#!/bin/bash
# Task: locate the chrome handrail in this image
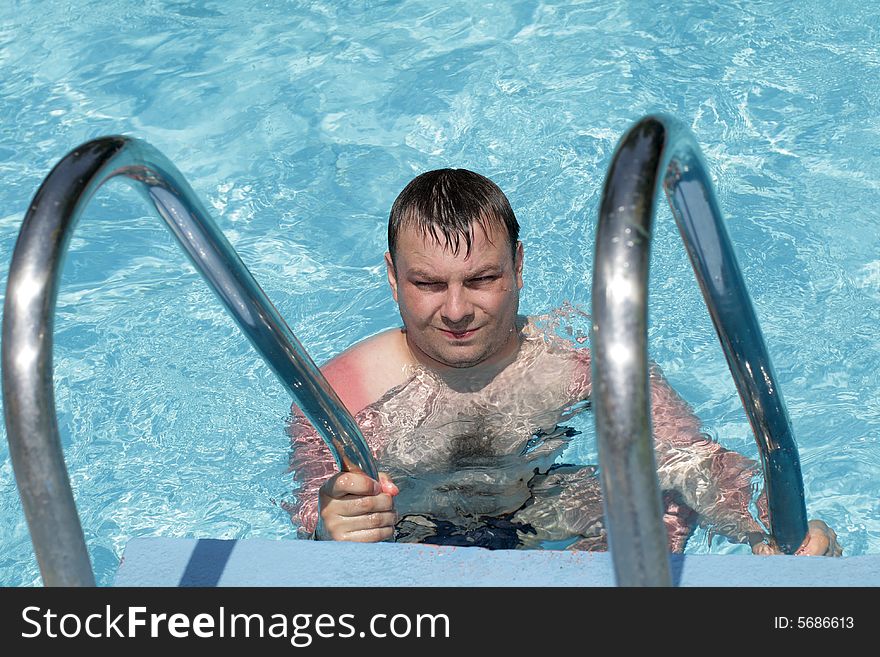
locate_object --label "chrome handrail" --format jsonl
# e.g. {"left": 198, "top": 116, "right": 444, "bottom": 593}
{"left": 1, "top": 136, "right": 378, "bottom": 586}
{"left": 591, "top": 114, "right": 808, "bottom": 586}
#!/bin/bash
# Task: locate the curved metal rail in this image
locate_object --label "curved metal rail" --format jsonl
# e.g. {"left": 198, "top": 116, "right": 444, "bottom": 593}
{"left": 2, "top": 136, "right": 378, "bottom": 586}
{"left": 591, "top": 114, "right": 808, "bottom": 586}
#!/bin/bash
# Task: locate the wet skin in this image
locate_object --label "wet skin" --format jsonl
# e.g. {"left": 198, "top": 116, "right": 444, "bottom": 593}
{"left": 386, "top": 221, "right": 524, "bottom": 374}
{"left": 305, "top": 222, "right": 842, "bottom": 555}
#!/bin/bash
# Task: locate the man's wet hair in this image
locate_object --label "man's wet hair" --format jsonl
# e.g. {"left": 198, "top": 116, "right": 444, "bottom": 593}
{"left": 387, "top": 168, "right": 520, "bottom": 264}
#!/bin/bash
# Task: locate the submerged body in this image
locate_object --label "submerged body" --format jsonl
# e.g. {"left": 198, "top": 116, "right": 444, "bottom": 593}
{"left": 289, "top": 317, "right": 763, "bottom": 551}
{"left": 287, "top": 168, "right": 840, "bottom": 557}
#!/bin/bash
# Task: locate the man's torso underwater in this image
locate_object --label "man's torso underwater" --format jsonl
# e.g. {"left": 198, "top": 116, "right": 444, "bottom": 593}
{"left": 356, "top": 324, "right": 603, "bottom": 549}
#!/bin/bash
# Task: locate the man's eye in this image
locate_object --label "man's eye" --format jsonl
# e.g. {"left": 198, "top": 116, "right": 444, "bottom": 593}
{"left": 469, "top": 276, "right": 496, "bottom": 285}
{"left": 414, "top": 281, "right": 441, "bottom": 288}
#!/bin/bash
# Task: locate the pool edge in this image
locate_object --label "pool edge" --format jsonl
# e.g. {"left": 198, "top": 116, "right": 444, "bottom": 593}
{"left": 113, "top": 537, "right": 880, "bottom": 587}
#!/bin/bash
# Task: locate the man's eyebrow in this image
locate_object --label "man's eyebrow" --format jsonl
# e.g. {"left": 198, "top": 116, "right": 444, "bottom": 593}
{"left": 405, "top": 265, "right": 502, "bottom": 280}
{"left": 406, "top": 268, "right": 438, "bottom": 279}
{"left": 467, "top": 265, "right": 502, "bottom": 277}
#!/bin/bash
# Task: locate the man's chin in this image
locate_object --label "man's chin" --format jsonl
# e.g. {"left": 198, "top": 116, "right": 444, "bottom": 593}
{"left": 442, "top": 358, "right": 484, "bottom": 369}
{"left": 435, "top": 356, "right": 484, "bottom": 369}
{"left": 427, "top": 347, "right": 488, "bottom": 369}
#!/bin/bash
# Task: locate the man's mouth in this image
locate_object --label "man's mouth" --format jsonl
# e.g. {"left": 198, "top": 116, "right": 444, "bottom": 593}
{"left": 440, "top": 327, "right": 479, "bottom": 340}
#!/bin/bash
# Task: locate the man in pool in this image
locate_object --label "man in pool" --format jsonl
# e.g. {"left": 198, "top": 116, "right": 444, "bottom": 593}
{"left": 287, "top": 168, "right": 841, "bottom": 556}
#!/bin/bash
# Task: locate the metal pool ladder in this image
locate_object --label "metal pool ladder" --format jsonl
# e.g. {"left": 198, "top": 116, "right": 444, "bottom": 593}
{"left": 1, "top": 136, "right": 378, "bottom": 586}
{"left": 591, "top": 114, "right": 808, "bottom": 586}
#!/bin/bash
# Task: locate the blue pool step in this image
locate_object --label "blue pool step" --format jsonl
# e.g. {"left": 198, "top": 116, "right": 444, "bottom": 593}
{"left": 114, "top": 538, "right": 880, "bottom": 587}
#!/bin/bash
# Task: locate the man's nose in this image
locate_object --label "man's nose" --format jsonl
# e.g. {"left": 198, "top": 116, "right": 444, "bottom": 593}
{"left": 440, "top": 285, "right": 474, "bottom": 325}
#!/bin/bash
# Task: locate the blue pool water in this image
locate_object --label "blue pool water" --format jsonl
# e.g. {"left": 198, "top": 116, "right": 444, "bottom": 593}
{"left": 1, "top": 0, "right": 879, "bottom": 586}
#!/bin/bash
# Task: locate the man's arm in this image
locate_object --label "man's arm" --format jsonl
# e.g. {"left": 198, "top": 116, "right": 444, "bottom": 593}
{"left": 562, "top": 336, "right": 838, "bottom": 555}
{"left": 286, "top": 405, "right": 398, "bottom": 540}
{"left": 558, "top": 343, "right": 758, "bottom": 547}
{"left": 286, "top": 407, "right": 337, "bottom": 537}
{"left": 648, "top": 365, "right": 840, "bottom": 555}
{"left": 287, "top": 330, "right": 408, "bottom": 539}
{"left": 647, "top": 365, "right": 767, "bottom": 542}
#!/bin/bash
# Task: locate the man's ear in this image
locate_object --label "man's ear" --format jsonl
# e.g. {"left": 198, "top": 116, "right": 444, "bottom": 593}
{"left": 515, "top": 241, "right": 524, "bottom": 290}
{"left": 385, "top": 252, "right": 399, "bottom": 302}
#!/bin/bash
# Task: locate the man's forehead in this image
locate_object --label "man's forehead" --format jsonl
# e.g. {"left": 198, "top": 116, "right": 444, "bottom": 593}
{"left": 397, "top": 219, "right": 507, "bottom": 258}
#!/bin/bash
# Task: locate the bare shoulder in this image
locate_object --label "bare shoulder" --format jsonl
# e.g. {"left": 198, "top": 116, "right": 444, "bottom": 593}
{"left": 522, "top": 313, "right": 592, "bottom": 396}
{"left": 523, "top": 314, "right": 590, "bottom": 359}
{"left": 321, "top": 328, "right": 413, "bottom": 416}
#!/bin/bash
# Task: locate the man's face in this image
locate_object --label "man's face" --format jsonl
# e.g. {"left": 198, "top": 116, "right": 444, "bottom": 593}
{"left": 386, "top": 220, "right": 524, "bottom": 370}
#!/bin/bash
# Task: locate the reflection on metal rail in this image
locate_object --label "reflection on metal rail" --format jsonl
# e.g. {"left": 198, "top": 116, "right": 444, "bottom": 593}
{"left": 591, "top": 114, "right": 808, "bottom": 586}
{"left": 1, "top": 136, "right": 378, "bottom": 586}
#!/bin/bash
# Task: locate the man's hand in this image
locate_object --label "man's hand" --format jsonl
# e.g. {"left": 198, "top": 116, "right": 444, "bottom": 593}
{"left": 751, "top": 519, "right": 843, "bottom": 557}
{"left": 315, "top": 471, "right": 399, "bottom": 542}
